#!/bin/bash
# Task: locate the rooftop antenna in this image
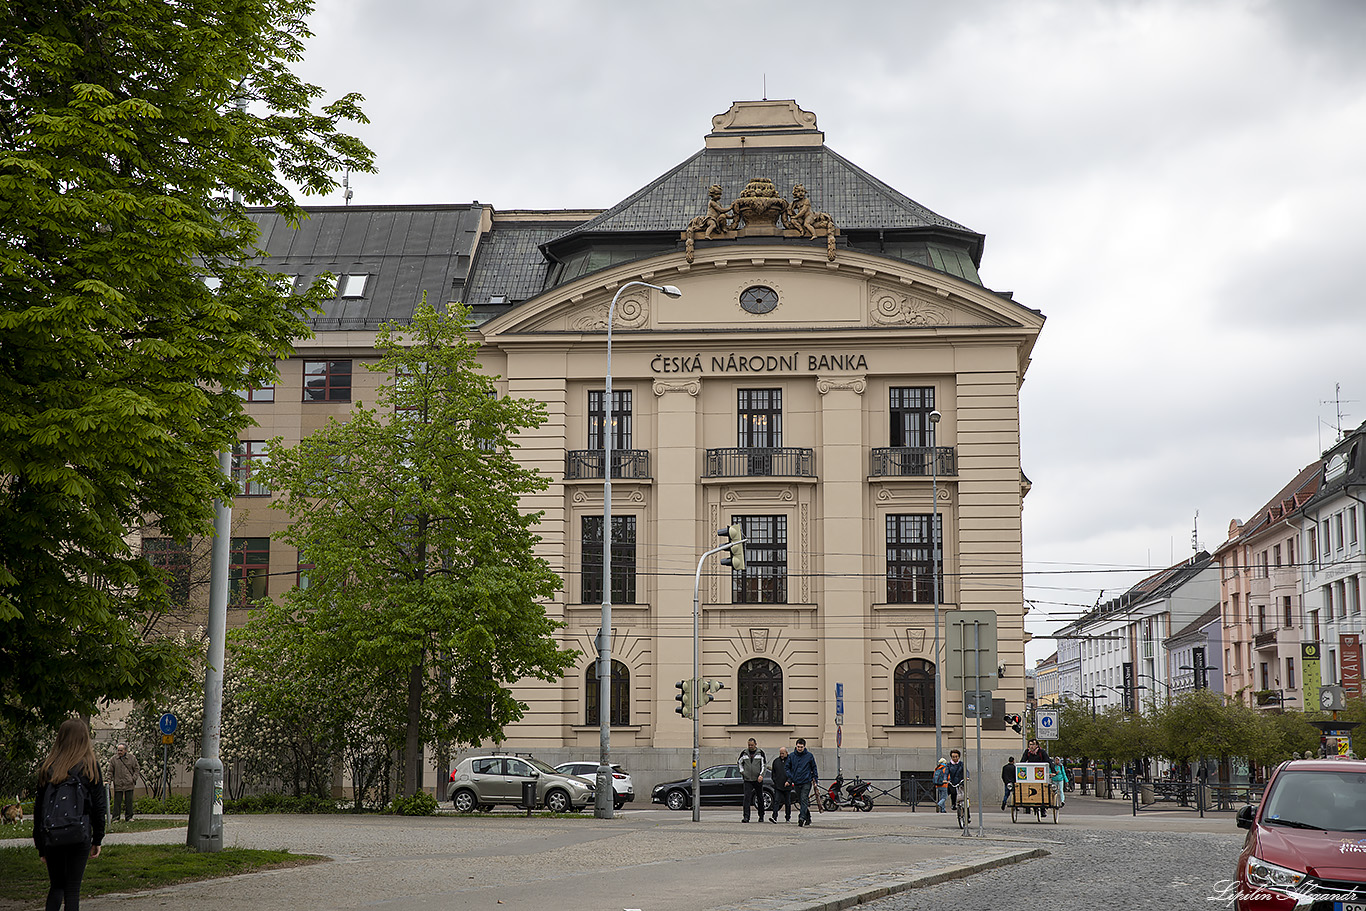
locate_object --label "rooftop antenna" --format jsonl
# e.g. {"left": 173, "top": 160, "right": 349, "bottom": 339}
{"left": 763, "top": 74, "right": 767, "bottom": 100}
{"left": 1320, "top": 383, "right": 1354, "bottom": 443}
{"left": 342, "top": 170, "right": 354, "bottom": 206}
{"left": 1192, "top": 510, "right": 1200, "bottom": 552}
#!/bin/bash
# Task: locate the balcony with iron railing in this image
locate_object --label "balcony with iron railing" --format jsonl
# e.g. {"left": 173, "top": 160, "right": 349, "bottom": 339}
{"left": 703, "top": 447, "right": 816, "bottom": 479}
{"left": 869, "top": 446, "right": 957, "bottom": 478}
{"left": 565, "top": 450, "right": 651, "bottom": 481}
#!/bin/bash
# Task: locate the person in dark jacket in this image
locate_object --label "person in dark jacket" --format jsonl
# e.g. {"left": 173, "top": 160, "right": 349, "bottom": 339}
{"left": 785, "top": 738, "right": 818, "bottom": 827}
{"left": 34, "top": 718, "right": 107, "bottom": 911}
{"left": 737, "top": 738, "right": 767, "bottom": 822}
{"left": 1001, "top": 756, "right": 1016, "bottom": 810}
{"left": 768, "top": 747, "right": 793, "bottom": 823}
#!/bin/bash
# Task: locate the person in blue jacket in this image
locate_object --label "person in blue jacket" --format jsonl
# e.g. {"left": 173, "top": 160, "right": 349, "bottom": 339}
{"left": 785, "top": 738, "right": 819, "bottom": 827}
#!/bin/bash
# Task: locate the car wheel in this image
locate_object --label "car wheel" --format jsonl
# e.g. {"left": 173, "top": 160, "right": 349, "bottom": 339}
{"left": 665, "top": 789, "right": 688, "bottom": 811}
{"left": 451, "top": 789, "right": 477, "bottom": 813}
{"left": 614, "top": 797, "right": 625, "bottom": 811}
{"left": 544, "top": 789, "right": 571, "bottom": 813}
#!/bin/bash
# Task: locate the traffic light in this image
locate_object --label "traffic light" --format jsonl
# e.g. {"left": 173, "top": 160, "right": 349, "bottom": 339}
{"left": 718, "top": 525, "right": 744, "bottom": 572}
{"left": 674, "top": 679, "right": 693, "bottom": 719}
{"left": 698, "top": 679, "right": 725, "bottom": 708}
{"left": 1005, "top": 713, "right": 1023, "bottom": 733}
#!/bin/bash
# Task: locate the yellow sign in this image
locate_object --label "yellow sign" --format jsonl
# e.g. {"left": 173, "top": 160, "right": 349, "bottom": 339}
{"left": 162, "top": 734, "right": 174, "bottom": 744}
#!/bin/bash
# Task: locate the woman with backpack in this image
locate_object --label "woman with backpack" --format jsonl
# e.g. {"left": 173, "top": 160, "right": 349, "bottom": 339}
{"left": 33, "top": 718, "right": 107, "bottom": 910}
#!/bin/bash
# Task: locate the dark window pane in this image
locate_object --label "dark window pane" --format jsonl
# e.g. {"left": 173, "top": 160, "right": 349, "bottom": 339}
{"left": 731, "top": 515, "right": 786, "bottom": 604}
{"left": 894, "top": 659, "right": 937, "bottom": 726}
{"left": 737, "top": 658, "right": 783, "bottom": 725}
{"left": 581, "top": 516, "right": 637, "bottom": 604}
{"left": 889, "top": 387, "right": 935, "bottom": 447}
{"left": 588, "top": 390, "right": 632, "bottom": 451}
{"left": 738, "top": 389, "right": 782, "bottom": 448}
{"left": 584, "top": 660, "right": 630, "bottom": 726}
{"left": 886, "top": 514, "right": 942, "bottom": 604}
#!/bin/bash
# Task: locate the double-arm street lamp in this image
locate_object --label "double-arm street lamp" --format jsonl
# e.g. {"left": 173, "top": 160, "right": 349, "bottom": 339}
{"left": 597, "top": 281, "right": 682, "bottom": 819}
{"left": 1064, "top": 689, "right": 1107, "bottom": 717}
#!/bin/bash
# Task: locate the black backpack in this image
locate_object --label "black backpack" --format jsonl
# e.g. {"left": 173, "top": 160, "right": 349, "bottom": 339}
{"left": 41, "top": 774, "right": 91, "bottom": 847}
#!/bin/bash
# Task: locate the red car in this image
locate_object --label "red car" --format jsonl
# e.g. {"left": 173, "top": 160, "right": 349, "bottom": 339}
{"left": 1235, "top": 758, "right": 1366, "bottom": 910}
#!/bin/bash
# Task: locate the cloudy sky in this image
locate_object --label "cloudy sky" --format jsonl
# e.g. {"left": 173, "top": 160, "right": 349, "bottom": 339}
{"left": 291, "top": 0, "right": 1366, "bottom": 661}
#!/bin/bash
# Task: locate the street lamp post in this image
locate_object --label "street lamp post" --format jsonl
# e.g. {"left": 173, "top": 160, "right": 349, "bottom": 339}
{"left": 597, "top": 281, "right": 682, "bottom": 819}
{"left": 929, "top": 409, "right": 943, "bottom": 763}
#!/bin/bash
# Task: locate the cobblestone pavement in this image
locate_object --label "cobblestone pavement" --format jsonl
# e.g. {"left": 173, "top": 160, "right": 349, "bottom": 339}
{"left": 855, "top": 825, "right": 1246, "bottom": 911}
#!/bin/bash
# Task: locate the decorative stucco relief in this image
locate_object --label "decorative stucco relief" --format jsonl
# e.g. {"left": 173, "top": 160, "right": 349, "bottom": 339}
{"left": 652, "top": 378, "right": 701, "bottom": 397}
{"left": 572, "top": 488, "right": 647, "bottom": 505}
{"left": 723, "top": 486, "right": 795, "bottom": 503}
{"left": 815, "top": 375, "right": 867, "bottom": 395}
{"left": 875, "top": 486, "right": 952, "bottom": 503}
{"left": 571, "top": 293, "right": 650, "bottom": 331}
{"left": 870, "top": 286, "right": 950, "bottom": 326}
{"left": 749, "top": 628, "right": 769, "bottom": 653}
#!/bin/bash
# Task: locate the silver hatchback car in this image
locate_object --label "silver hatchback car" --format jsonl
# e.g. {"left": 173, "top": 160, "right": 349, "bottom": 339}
{"left": 448, "top": 754, "right": 594, "bottom": 813}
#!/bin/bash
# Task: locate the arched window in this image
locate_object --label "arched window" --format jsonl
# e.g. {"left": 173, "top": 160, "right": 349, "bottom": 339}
{"left": 894, "top": 659, "right": 936, "bottom": 726}
{"left": 737, "top": 658, "right": 783, "bottom": 725}
{"left": 585, "top": 660, "right": 630, "bottom": 726}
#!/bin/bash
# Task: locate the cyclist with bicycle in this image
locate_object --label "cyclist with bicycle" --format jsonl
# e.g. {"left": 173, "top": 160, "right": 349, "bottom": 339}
{"left": 945, "top": 749, "right": 967, "bottom": 812}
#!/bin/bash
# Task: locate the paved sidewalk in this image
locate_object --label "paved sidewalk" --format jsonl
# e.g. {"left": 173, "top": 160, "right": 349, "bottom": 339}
{"left": 19, "top": 799, "right": 1241, "bottom": 911}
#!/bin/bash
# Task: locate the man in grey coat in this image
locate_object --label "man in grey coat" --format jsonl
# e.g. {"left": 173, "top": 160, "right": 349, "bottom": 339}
{"left": 110, "top": 742, "right": 141, "bottom": 822}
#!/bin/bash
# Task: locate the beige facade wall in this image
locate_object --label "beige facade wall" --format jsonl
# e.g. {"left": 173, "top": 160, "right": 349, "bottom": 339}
{"left": 228, "top": 241, "right": 1042, "bottom": 790}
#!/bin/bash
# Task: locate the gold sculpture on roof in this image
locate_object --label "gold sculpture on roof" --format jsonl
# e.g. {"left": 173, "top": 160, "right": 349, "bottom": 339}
{"left": 683, "top": 180, "right": 838, "bottom": 262}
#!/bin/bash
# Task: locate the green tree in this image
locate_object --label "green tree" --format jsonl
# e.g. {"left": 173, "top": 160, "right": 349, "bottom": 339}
{"left": 259, "top": 301, "right": 577, "bottom": 797}
{"left": 0, "top": 1, "right": 373, "bottom": 739}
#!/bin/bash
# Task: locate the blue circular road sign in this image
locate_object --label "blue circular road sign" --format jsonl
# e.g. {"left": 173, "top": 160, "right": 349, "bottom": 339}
{"left": 158, "top": 713, "right": 178, "bottom": 735}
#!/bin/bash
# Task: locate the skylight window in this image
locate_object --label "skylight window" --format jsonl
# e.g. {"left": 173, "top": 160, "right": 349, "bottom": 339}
{"left": 339, "top": 274, "right": 368, "bottom": 298}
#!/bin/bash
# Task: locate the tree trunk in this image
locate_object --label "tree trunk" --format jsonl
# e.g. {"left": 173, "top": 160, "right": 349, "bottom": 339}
{"left": 404, "top": 661, "right": 423, "bottom": 797}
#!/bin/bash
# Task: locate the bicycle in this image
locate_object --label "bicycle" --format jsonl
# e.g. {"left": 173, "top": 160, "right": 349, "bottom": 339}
{"left": 954, "top": 781, "right": 971, "bottom": 831}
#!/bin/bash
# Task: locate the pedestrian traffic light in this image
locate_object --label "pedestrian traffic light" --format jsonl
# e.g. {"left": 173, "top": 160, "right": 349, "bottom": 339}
{"left": 718, "top": 525, "right": 744, "bottom": 572}
{"left": 698, "top": 679, "right": 725, "bottom": 708}
{"left": 674, "top": 679, "right": 693, "bottom": 719}
{"left": 1005, "top": 713, "right": 1023, "bottom": 733}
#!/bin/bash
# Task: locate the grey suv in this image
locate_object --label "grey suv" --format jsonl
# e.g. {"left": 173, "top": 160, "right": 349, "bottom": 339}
{"left": 448, "top": 754, "right": 594, "bottom": 813}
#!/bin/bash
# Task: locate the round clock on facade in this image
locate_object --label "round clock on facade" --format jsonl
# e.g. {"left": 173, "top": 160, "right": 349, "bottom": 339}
{"left": 739, "top": 285, "right": 779, "bottom": 314}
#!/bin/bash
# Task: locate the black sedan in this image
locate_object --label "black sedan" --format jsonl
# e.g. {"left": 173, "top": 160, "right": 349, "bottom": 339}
{"left": 651, "top": 764, "right": 776, "bottom": 811}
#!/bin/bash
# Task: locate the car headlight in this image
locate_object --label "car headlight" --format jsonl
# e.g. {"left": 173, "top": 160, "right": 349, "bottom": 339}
{"left": 652, "top": 784, "right": 665, "bottom": 794}
{"left": 1245, "top": 856, "right": 1307, "bottom": 894}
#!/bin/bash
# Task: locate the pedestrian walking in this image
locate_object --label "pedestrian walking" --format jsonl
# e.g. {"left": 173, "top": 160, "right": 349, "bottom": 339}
{"left": 769, "top": 747, "right": 793, "bottom": 823}
{"left": 109, "top": 742, "right": 140, "bottom": 822}
{"left": 933, "top": 757, "right": 948, "bottom": 812}
{"left": 737, "top": 738, "right": 767, "bottom": 822}
{"left": 1001, "top": 756, "right": 1015, "bottom": 810}
{"left": 34, "top": 718, "right": 107, "bottom": 911}
{"left": 786, "top": 738, "right": 818, "bottom": 827}
{"left": 1052, "top": 759, "right": 1069, "bottom": 806}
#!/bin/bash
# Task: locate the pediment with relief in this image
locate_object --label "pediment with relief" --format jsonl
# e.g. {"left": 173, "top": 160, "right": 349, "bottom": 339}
{"left": 868, "top": 282, "right": 1016, "bottom": 328}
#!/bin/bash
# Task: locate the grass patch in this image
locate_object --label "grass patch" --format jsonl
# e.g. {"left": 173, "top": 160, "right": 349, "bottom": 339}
{"left": 0, "top": 818, "right": 184, "bottom": 841}
{"left": 0, "top": 844, "right": 325, "bottom": 902}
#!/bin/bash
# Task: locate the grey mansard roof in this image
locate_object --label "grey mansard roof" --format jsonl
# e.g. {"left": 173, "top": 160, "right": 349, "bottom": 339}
{"left": 248, "top": 204, "right": 484, "bottom": 330}
{"left": 552, "top": 144, "right": 977, "bottom": 243}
